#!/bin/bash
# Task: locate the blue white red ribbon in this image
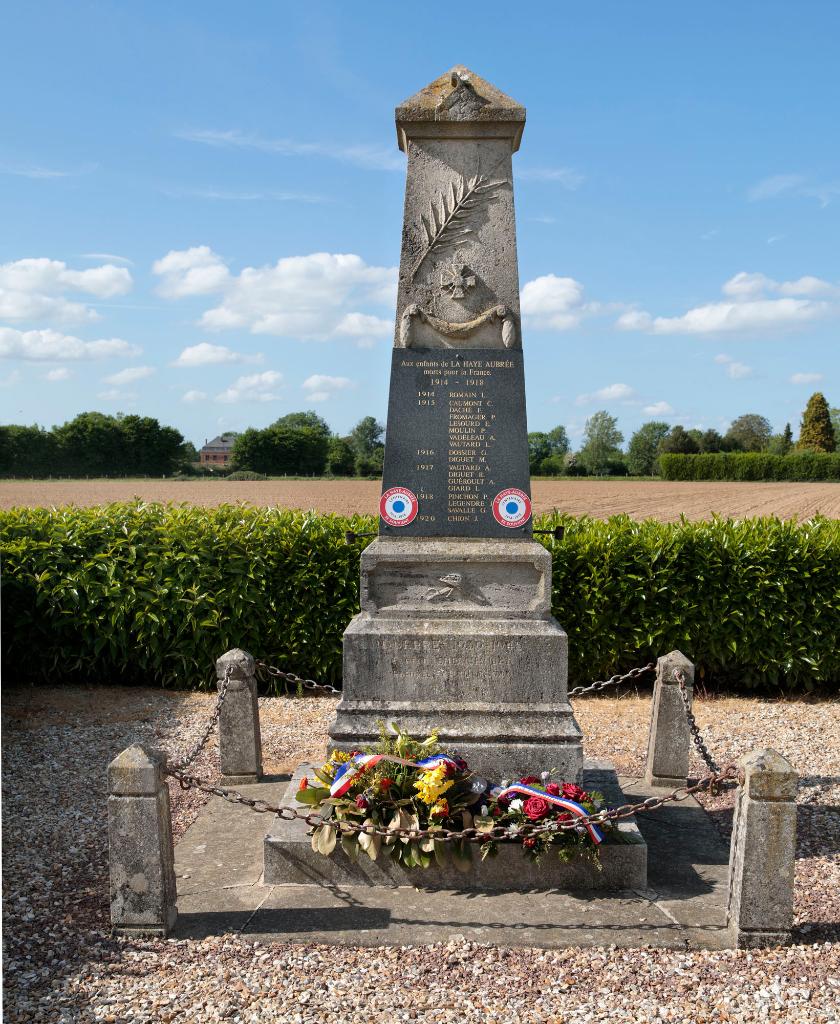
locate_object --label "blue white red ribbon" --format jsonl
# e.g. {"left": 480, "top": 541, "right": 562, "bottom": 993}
{"left": 328, "top": 754, "right": 604, "bottom": 844}
{"left": 492, "top": 783, "right": 604, "bottom": 844}
{"left": 329, "top": 753, "right": 459, "bottom": 798}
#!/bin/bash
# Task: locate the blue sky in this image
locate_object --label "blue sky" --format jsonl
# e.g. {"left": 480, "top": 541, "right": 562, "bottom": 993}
{"left": 1, "top": 1, "right": 837, "bottom": 448}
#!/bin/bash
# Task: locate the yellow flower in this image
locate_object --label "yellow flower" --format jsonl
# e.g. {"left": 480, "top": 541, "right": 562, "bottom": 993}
{"left": 414, "top": 765, "right": 454, "bottom": 806}
{"left": 320, "top": 762, "right": 335, "bottom": 778}
{"left": 330, "top": 751, "right": 352, "bottom": 764}
{"left": 430, "top": 799, "right": 449, "bottom": 818}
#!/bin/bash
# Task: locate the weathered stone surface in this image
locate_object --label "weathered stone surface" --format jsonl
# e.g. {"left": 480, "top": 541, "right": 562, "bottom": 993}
{"left": 178, "top": 771, "right": 732, "bottom": 949}
{"left": 644, "top": 651, "right": 694, "bottom": 787}
{"left": 108, "top": 745, "right": 177, "bottom": 936}
{"left": 360, "top": 537, "right": 551, "bottom": 617}
{"left": 727, "top": 748, "right": 796, "bottom": 948}
{"left": 216, "top": 648, "right": 262, "bottom": 785}
{"left": 332, "top": 538, "right": 582, "bottom": 781}
{"left": 264, "top": 763, "right": 646, "bottom": 891}
{"left": 330, "top": 68, "right": 582, "bottom": 778}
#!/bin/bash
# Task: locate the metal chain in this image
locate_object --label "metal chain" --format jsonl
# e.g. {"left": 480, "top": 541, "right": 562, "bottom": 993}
{"left": 568, "top": 662, "right": 656, "bottom": 698}
{"left": 253, "top": 659, "right": 657, "bottom": 701}
{"left": 167, "top": 665, "right": 232, "bottom": 772}
{"left": 163, "top": 762, "right": 738, "bottom": 843}
{"left": 254, "top": 660, "right": 342, "bottom": 696}
{"left": 676, "top": 668, "right": 720, "bottom": 774}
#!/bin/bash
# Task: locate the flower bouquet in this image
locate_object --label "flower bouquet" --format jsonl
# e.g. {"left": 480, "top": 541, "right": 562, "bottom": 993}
{"left": 296, "top": 724, "right": 611, "bottom": 870}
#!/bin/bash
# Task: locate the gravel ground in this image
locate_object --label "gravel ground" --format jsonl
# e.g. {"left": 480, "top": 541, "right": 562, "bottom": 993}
{"left": 2, "top": 684, "right": 838, "bottom": 1023}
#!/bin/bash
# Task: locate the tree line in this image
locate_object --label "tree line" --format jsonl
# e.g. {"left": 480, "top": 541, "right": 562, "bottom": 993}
{"left": 229, "top": 412, "right": 385, "bottom": 477}
{"left": 2, "top": 392, "right": 835, "bottom": 479}
{"left": 529, "top": 392, "right": 838, "bottom": 477}
{"left": 0, "top": 413, "right": 192, "bottom": 477}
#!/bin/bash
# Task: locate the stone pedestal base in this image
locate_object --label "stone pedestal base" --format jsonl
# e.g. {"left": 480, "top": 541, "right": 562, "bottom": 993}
{"left": 264, "top": 762, "right": 647, "bottom": 891}
{"left": 329, "top": 538, "right": 583, "bottom": 781}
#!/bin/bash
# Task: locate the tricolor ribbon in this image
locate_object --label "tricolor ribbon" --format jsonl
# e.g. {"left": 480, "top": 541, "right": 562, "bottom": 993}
{"left": 329, "top": 753, "right": 459, "bottom": 798}
{"left": 492, "top": 783, "right": 604, "bottom": 844}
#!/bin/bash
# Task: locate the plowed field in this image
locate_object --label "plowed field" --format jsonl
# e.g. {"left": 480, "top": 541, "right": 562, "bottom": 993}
{"left": 2, "top": 479, "right": 839, "bottom": 521}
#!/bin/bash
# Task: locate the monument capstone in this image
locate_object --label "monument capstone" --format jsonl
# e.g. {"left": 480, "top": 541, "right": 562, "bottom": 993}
{"left": 329, "top": 67, "right": 583, "bottom": 780}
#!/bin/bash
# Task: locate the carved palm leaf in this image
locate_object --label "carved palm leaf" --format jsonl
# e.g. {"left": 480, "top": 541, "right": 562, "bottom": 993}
{"left": 412, "top": 173, "right": 506, "bottom": 279}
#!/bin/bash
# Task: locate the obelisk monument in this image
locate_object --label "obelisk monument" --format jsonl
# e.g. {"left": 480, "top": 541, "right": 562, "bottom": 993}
{"left": 329, "top": 67, "right": 583, "bottom": 780}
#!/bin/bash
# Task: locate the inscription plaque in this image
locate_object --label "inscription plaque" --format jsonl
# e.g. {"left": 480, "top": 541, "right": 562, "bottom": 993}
{"left": 379, "top": 347, "right": 531, "bottom": 538}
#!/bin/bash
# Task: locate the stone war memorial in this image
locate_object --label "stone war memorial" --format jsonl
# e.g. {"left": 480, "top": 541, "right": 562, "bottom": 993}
{"left": 109, "top": 67, "right": 799, "bottom": 953}
{"left": 266, "top": 65, "right": 650, "bottom": 890}
{"left": 328, "top": 65, "right": 582, "bottom": 783}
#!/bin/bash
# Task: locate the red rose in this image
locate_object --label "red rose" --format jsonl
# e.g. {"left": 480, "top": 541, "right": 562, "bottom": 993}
{"left": 545, "top": 782, "right": 561, "bottom": 796}
{"left": 522, "top": 837, "right": 536, "bottom": 849}
{"left": 519, "top": 775, "right": 540, "bottom": 785}
{"left": 523, "top": 796, "right": 551, "bottom": 821}
{"left": 491, "top": 806, "right": 503, "bottom": 818}
{"left": 556, "top": 811, "right": 572, "bottom": 824}
{"left": 379, "top": 778, "right": 393, "bottom": 791}
{"left": 562, "top": 783, "right": 588, "bottom": 803}
{"left": 355, "top": 795, "right": 370, "bottom": 810}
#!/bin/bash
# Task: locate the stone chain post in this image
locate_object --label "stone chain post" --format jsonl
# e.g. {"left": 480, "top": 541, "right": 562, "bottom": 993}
{"left": 727, "top": 748, "right": 796, "bottom": 948}
{"left": 108, "top": 745, "right": 177, "bottom": 937}
{"left": 644, "top": 650, "right": 693, "bottom": 787}
{"left": 216, "top": 648, "right": 263, "bottom": 785}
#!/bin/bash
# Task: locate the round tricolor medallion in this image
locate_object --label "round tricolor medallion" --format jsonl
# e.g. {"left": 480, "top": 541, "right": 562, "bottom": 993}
{"left": 492, "top": 488, "right": 532, "bottom": 528}
{"left": 380, "top": 486, "right": 419, "bottom": 527}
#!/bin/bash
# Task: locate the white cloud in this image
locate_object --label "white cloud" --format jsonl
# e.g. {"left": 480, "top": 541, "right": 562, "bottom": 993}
{"left": 157, "top": 248, "right": 397, "bottom": 341}
{"left": 334, "top": 311, "right": 392, "bottom": 347}
{"left": 45, "top": 367, "right": 72, "bottom": 381}
{"left": 103, "top": 365, "right": 156, "bottom": 385}
{"left": 715, "top": 354, "right": 753, "bottom": 379}
{"left": 616, "top": 310, "right": 654, "bottom": 331}
{"left": 0, "top": 327, "right": 139, "bottom": 361}
{"left": 748, "top": 173, "right": 840, "bottom": 207}
{"left": 172, "top": 342, "right": 261, "bottom": 367}
{"left": 175, "top": 128, "right": 403, "bottom": 172}
{"left": 518, "top": 167, "right": 584, "bottom": 189}
{"left": 521, "top": 274, "right": 589, "bottom": 330}
{"left": 0, "top": 257, "right": 133, "bottom": 323}
{"left": 334, "top": 312, "right": 391, "bottom": 337}
{"left": 81, "top": 253, "right": 134, "bottom": 266}
{"left": 0, "top": 369, "right": 23, "bottom": 388}
{"left": 575, "top": 382, "right": 636, "bottom": 406}
{"left": 790, "top": 372, "right": 824, "bottom": 385}
{"left": 302, "top": 374, "right": 354, "bottom": 402}
{"left": 0, "top": 161, "right": 97, "bottom": 180}
{"left": 152, "top": 246, "right": 230, "bottom": 299}
{"left": 163, "top": 187, "right": 327, "bottom": 203}
{"left": 181, "top": 389, "right": 208, "bottom": 403}
{"left": 98, "top": 388, "right": 136, "bottom": 402}
{"left": 617, "top": 271, "right": 837, "bottom": 336}
{"left": 216, "top": 370, "right": 283, "bottom": 404}
{"left": 643, "top": 401, "right": 675, "bottom": 416}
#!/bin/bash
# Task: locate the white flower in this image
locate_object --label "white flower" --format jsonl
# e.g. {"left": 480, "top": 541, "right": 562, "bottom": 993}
{"left": 480, "top": 805, "right": 489, "bottom": 817}
{"left": 506, "top": 824, "right": 521, "bottom": 837}
{"left": 509, "top": 799, "right": 523, "bottom": 812}
{"left": 540, "top": 771, "right": 550, "bottom": 783}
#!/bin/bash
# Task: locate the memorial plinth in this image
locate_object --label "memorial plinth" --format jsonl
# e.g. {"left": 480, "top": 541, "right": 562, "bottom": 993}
{"left": 328, "top": 67, "right": 583, "bottom": 781}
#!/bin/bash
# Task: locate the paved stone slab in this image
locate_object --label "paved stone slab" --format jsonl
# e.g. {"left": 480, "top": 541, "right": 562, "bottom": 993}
{"left": 173, "top": 772, "right": 731, "bottom": 949}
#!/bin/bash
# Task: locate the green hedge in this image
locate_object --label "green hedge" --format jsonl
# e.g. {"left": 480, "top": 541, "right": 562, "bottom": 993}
{"left": 1, "top": 503, "right": 838, "bottom": 692}
{"left": 660, "top": 451, "right": 840, "bottom": 481}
